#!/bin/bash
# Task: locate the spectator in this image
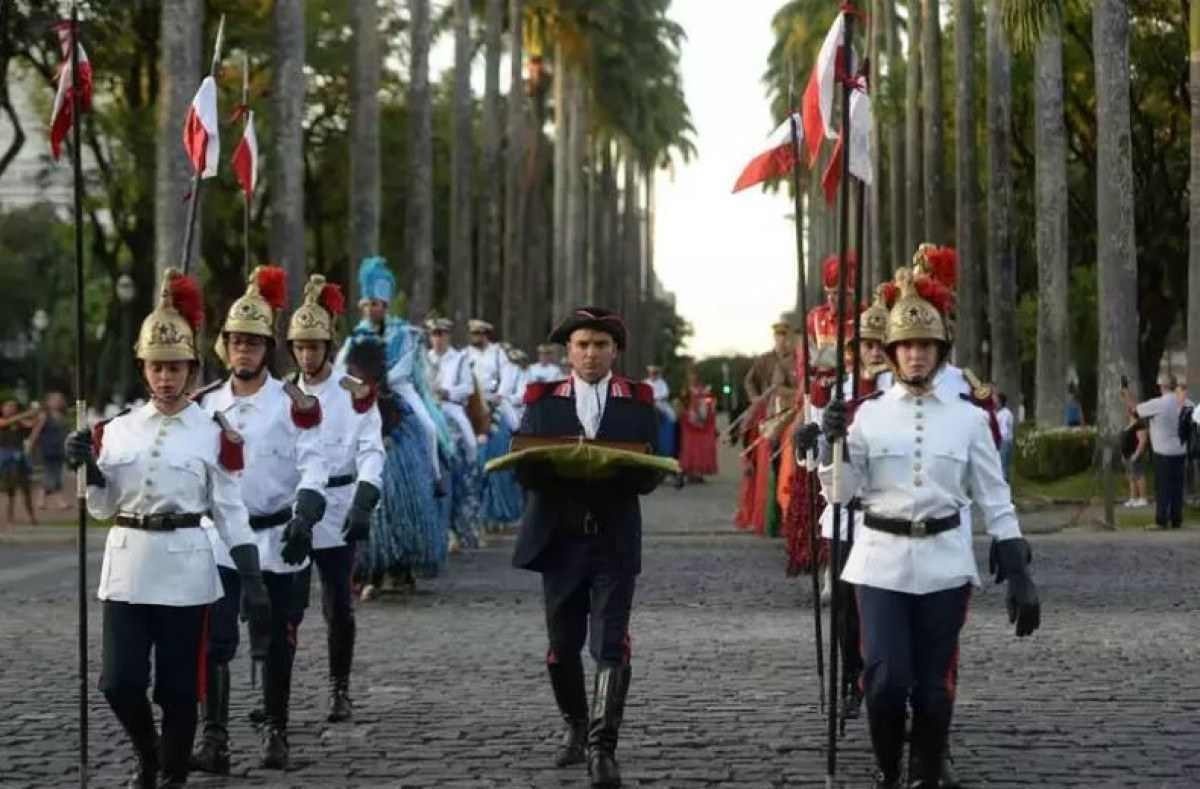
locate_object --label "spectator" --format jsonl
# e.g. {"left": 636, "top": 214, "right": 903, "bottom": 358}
{"left": 1129, "top": 374, "right": 1186, "bottom": 529}
{"left": 1065, "top": 383, "right": 1085, "bottom": 426}
{"left": 35, "top": 392, "right": 69, "bottom": 511}
{"left": 996, "top": 392, "right": 1015, "bottom": 480}
{"left": 0, "top": 399, "right": 40, "bottom": 528}
{"left": 1120, "top": 413, "right": 1150, "bottom": 508}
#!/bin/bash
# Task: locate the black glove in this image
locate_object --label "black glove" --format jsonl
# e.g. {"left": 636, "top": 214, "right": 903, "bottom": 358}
{"left": 821, "top": 400, "right": 848, "bottom": 443}
{"left": 793, "top": 422, "right": 821, "bottom": 455}
{"left": 64, "top": 429, "right": 105, "bottom": 487}
{"left": 230, "top": 544, "right": 272, "bottom": 659}
{"left": 342, "top": 481, "right": 380, "bottom": 542}
{"left": 989, "top": 538, "right": 1040, "bottom": 638}
{"left": 281, "top": 488, "right": 325, "bottom": 565}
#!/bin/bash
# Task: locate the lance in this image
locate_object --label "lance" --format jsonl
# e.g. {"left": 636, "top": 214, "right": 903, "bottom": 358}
{"left": 67, "top": 3, "right": 89, "bottom": 786}
{"left": 240, "top": 51, "right": 250, "bottom": 278}
{"left": 787, "top": 62, "right": 825, "bottom": 717}
{"left": 827, "top": 5, "right": 856, "bottom": 786}
{"left": 180, "top": 14, "right": 226, "bottom": 275}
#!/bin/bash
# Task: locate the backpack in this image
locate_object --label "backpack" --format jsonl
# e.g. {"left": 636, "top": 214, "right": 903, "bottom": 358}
{"left": 1177, "top": 404, "right": 1194, "bottom": 448}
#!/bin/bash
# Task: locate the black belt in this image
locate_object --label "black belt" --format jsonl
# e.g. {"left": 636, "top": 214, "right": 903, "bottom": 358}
{"left": 864, "top": 512, "right": 959, "bottom": 538}
{"left": 115, "top": 512, "right": 202, "bottom": 531}
{"left": 328, "top": 474, "right": 356, "bottom": 488}
{"left": 249, "top": 507, "right": 293, "bottom": 530}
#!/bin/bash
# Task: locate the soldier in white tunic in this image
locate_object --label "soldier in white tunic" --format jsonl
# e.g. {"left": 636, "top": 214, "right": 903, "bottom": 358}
{"left": 819, "top": 266, "right": 1041, "bottom": 789}
{"left": 528, "top": 343, "right": 565, "bottom": 383}
{"left": 427, "top": 316, "right": 478, "bottom": 462}
{"left": 289, "top": 274, "right": 386, "bottom": 723}
{"left": 189, "top": 266, "right": 327, "bottom": 773}
{"left": 64, "top": 269, "right": 270, "bottom": 789}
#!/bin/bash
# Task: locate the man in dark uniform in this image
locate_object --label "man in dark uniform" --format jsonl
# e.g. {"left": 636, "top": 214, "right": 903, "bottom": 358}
{"left": 513, "top": 306, "right": 663, "bottom": 789}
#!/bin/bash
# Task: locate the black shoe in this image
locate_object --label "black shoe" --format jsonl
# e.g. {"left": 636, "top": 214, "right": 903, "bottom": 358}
{"left": 260, "top": 724, "right": 290, "bottom": 770}
{"left": 938, "top": 747, "right": 961, "bottom": 789}
{"left": 248, "top": 705, "right": 266, "bottom": 724}
{"left": 191, "top": 661, "right": 231, "bottom": 774}
{"left": 327, "top": 676, "right": 353, "bottom": 723}
{"left": 556, "top": 718, "right": 588, "bottom": 767}
{"left": 872, "top": 771, "right": 901, "bottom": 789}
{"left": 548, "top": 659, "right": 589, "bottom": 767}
{"left": 106, "top": 692, "right": 159, "bottom": 789}
{"left": 126, "top": 748, "right": 158, "bottom": 789}
{"left": 842, "top": 683, "right": 864, "bottom": 721}
{"left": 587, "top": 665, "right": 631, "bottom": 788}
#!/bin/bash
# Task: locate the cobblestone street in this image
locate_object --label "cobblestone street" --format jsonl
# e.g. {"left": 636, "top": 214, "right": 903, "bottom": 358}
{"left": 2, "top": 450, "right": 1199, "bottom": 788}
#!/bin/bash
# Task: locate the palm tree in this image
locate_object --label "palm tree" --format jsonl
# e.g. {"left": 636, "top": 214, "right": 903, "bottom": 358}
{"left": 449, "top": 0, "right": 474, "bottom": 331}
{"left": 886, "top": 0, "right": 905, "bottom": 271}
{"left": 1190, "top": 2, "right": 1200, "bottom": 400}
{"left": 349, "top": 0, "right": 380, "bottom": 303}
{"left": 155, "top": 0, "right": 203, "bottom": 278}
{"left": 922, "top": 0, "right": 944, "bottom": 243}
{"left": 406, "top": 0, "right": 434, "bottom": 320}
{"left": 479, "top": 0, "right": 504, "bottom": 321}
{"left": 271, "top": 0, "right": 306, "bottom": 309}
{"left": 955, "top": 0, "right": 982, "bottom": 374}
{"left": 501, "top": 0, "right": 526, "bottom": 342}
{"left": 1092, "top": 0, "right": 1139, "bottom": 437}
{"left": 905, "top": 0, "right": 923, "bottom": 254}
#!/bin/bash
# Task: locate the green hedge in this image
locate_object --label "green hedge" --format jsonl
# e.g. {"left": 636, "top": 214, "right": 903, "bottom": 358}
{"left": 1015, "top": 426, "right": 1097, "bottom": 482}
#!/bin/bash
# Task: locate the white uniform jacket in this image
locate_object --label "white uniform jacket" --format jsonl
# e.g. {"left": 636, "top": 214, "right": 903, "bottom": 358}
{"left": 299, "top": 369, "right": 385, "bottom": 550}
{"left": 819, "top": 382, "right": 1022, "bottom": 594}
{"left": 527, "top": 362, "right": 563, "bottom": 383}
{"left": 199, "top": 376, "right": 327, "bottom": 574}
{"left": 90, "top": 402, "right": 256, "bottom": 606}
{"left": 469, "top": 343, "right": 519, "bottom": 430}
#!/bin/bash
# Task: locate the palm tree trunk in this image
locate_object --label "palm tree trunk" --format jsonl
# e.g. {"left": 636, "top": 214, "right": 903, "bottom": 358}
{"left": 904, "top": 0, "right": 923, "bottom": 254}
{"left": 349, "top": 0, "right": 380, "bottom": 302}
{"left": 603, "top": 142, "right": 621, "bottom": 308}
{"left": 450, "top": 0, "right": 474, "bottom": 331}
{"left": 954, "top": 0, "right": 982, "bottom": 372}
{"left": 566, "top": 62, "right": 588, "bottom": 308}
{"left": 868, "top": 0, "right": 884, "bottom": 288}
{"left": 985, "top": 0, "right": 1018, "bottom": 404}
{"left": 479, "top": 0, "right": 504, "bottom": 321}
{"left": 501, "top": 0, "right": 526, "bottom": 342}
{"left": 405, "top": 0, "right": 434, "bottom": 320}
{"left": 1034, "top": 19, "right": 1069, "bottom": 427}
{"left": 155, "top": 0, "right": 203, "bottom": 279}
{"left": 1094, "top": 0, "right": 1139, "bottom": 436}
{"left": 1188, "top": 2, "right": 1200, "bottom": 401}
{"left": 886, "top": 0, "right": 905, "bottom": 271}
{"left": 922, "top": 0, "right": 944, "bottom": 243}
{"left": 552, "top": 43, "right": 569, "bottom": 320}
{"left": 270, "top": 0, "right": 306, "bottom": 309}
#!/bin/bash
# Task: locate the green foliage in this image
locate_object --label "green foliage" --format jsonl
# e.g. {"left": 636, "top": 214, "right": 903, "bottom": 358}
{"left": 1015, "top": 426, "right": 1096, "bottom": 481}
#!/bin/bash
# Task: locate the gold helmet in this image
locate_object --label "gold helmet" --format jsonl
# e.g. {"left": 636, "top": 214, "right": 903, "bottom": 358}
{"left": 858, "top": 286, "right": 890, "bottom": 344}
{"left": 135, "top": 268, "right": 204, "bottom": 362}
{"left": 287, "top": 274, "right": 346, "bottom": 343}
{"left": 215, "top": 265, "right": 287, "bottom": 364}
{"left": 884, "top": 267, "right": 953, "bottom": 346}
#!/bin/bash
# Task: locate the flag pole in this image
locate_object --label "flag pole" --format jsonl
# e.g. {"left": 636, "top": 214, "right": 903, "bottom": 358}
{"left": 787, "top": 60, "right": 825, "bottom": 718}
{"left": 827, "top": 4, "right": 855, "bottom": 787}
{"left": 241, "top": 51, "right": 250, "bottom": 278}
{"left": 180, "top": 13, "right": 226, "bottom": 275}
{"left": 68, "top": 3, "right": 89, "bottom": 786}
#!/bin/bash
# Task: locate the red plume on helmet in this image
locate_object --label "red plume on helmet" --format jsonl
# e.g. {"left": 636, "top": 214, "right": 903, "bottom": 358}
{"left": 913, "top": 275, "right": 956, "bottom": 317}
{"left": 256, "top": 265, "right": 288, "bottom": 311}
{"left": 168, "top": 272, "right": 204, "bottom": 331}
{"left": 822, "top": 252, "right": 859, "bottom": 290}
{"left": 879, "top": 281, "right": 901, "bottom": 308}
{"left": 319, "top": 283, "right": 346, "bottom": 316}
{"left": 920, "top": 245, "right": 958, "bottom": 290}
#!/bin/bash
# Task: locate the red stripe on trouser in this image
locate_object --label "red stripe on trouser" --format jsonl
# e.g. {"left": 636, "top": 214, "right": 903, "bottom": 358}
{"left": 546, "top": 648, "right": 559, "bottom": 665}
{"left": 196, "top": 607, "right": 210, "bottom": 702}
{"left": 622, "top": 632, "right": 632, "bottom": 664}
{"left": 944, "top": 587, "right": 972, "bottom": 700}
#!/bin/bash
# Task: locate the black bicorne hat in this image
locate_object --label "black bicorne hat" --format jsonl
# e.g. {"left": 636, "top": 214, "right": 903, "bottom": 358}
{"left": 548, "top": 306, "right": 627, "bottom": 350}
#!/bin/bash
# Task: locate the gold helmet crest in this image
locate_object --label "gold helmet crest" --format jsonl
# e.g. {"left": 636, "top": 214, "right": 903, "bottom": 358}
{"left": 287, "top": 274, "right": 346, "bottom": 343}
{"left": 135, "top": 268, "right": 204, "bottom": 363}
{"left": 216, "top": 265, "right": 287, "bottom": 364}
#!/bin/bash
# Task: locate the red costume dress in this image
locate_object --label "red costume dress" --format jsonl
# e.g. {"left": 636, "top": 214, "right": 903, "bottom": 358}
{"left": 678, "top": 385, "right": 718, "bottom": 477}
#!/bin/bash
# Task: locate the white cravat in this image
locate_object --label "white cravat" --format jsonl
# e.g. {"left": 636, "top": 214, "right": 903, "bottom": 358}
{"left": 573, "top": 372, "right": 611, "bottom": 439}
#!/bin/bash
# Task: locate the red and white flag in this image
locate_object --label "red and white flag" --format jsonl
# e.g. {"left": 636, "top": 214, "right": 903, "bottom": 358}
{"left": 183, "top": 76, "right": 220, "bottom": 178}
{"left": 231, "top": 111, "right": 258, "bottom": 198}
{"left": 49, "top": 21, "right": 93, "bottom": 160}
{"left": 802, "top": 13, "right": 852, "bottom": 165}
{"left": 820, "top": 88, "right": 873, "bottom": 205}
{"left": 731, "top": 113, "right": 803, "bottom": 193}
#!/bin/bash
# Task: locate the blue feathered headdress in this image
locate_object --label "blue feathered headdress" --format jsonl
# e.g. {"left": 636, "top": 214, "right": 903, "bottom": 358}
{"left": 357, "top": 256, "right": 395, "bottom": 303}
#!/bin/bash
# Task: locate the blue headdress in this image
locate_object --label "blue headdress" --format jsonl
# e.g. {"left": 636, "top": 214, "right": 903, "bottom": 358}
{"left": 358, "top": 256, "right": 396, "bottom": 303}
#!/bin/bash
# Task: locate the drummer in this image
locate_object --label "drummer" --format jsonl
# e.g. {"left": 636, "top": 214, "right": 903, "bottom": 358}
{"left": 511, "top": 306, "right": 664, "bottom": 788}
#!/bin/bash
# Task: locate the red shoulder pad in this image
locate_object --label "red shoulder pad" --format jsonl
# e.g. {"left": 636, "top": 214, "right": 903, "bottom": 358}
{"left": 352, "top": 386, "right": 378, "bottom": 414}
{"left": 91, "top": 421, "right": 106, "bottom": 455}
{"left": 218, "top": 430, "right": 244, "bottom": 472}
{"left": 524, "top": 379, "right": 564, "bottom": 405}
{"left": 292, "top": 397, "right": 323, "bottom": 429}
{"left": 632, "top": 381, "right": 654, "bottom": 406}
{"left": 959, "top": 393, "right": 1002, "bottom": 449}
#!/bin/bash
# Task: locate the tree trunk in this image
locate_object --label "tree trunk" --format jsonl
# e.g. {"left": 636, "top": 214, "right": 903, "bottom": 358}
{"left": 405, "top": 0, "right": 434, "bottom": 320}
{"left": 349, "top": 0, "right": 380, "bottom": 302}
{"left": 479, "top": 0, "right": 504, "bottom": 321}
{"left": 904, "top": 0, "right": 923, "bottom": 255}
{"left": 1094, "top": 0, "right": 1140, "bottom": 436}
{"left": 1188, "top": 2, "right": 1200, "bottom": 401}
{"left": 155, "top": 0, "right": 203, "bottom": 279}
{"left": 270, "top": 0, "right": 306, "bottom": 309}
{"left": 1034, "top": 20, "right": 1069, "bottom": 428}
{"left": 886, "top": 0, "right": 905, "bottom": 272}
{"left": 449, "top": 0, "right": 474, "bottom": 334}
{"left": 868, "top": 0, "right": 884, "bottom": 288}
{"left": 501, "top": 0, "right": 526, "bottom": 342}
{"left": 565, "top": 62, "right": 588, "bottom": 309}
{"left": 603, "top": 143, "right": 621, "bottom": 308}
{"left": 954, "top": 0, "right": 982, "bottom": 373}
{"left": 552, "top": 43, "right": 569, "bottom": 320}
{"left": 985, "top": 0, "right": 1018, "bottom": 405}
{"left": 922, "top": 0, "right": 944, "bottom": 243}
{"left": 621, "top": 152, "right": 639, "bottom": 352}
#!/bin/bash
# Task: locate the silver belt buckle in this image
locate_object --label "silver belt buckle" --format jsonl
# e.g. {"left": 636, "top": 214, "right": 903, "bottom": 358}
{"left": 911, "top": 520, "right": 927, "bottom": 538}
{"left": 582, "top": 513, "right": 599, "bottom": 536}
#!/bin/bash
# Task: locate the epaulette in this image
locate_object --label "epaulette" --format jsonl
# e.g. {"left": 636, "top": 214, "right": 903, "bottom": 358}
{"left": 189, "top": 378, "right": 225, "bottom": 406}
{"left": 338, "top": 375, "right": 378, "bottom": 413}
{"left": 962, "top": 367, "right": 994, "bottom": 403}
{"left": 91, "top": 408, "right": 131, "bottom": 454}
{"left": 960, "top": 393, "right": 1002, "bottom": 449}
{"left": 631, "top": 381, "right": 655, "bottom": 406}
{"left": 609, "top": 377, "right": 654, "bottom": 405}
{"left": 282, "top": 379, "right": 322, "bottom": 429}
{"left": 211, "top": 412, "right": 245, "bottom": 472}
{"left": 524, "top": 379, "right": 566, "bottom": 404}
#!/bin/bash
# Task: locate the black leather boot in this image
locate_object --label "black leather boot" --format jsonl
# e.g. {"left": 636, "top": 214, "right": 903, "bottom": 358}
{"left": 327, "top": 616, "right": 355, "bottom": 723}
{"left": 587, "top": 665, "right": 631, "bottom": 788}
{"left": 105, "top": 691, "right": 159, "bottom": 789}
{"left": 260, "top": 639, "right": 295, "bottom": 770}
{"left": 158, "top": 701, "right": 198, "bottom": 788}
{"left": 548, "top": 658, "right": 588, "bottom": 768}
{"left": 866, "top": 701, "right": 905, "bottom": 789}
{"left": 190, "top": 660, "right": 231, "bottom": 774}
{"left": 907, "top": 708, "right": 952, "bottom": 789}
{"left": 261, "top": 724, "right": 290, "bottom": 771}
{"left": 328, "top": 676, "right": 353, "bottom": 723}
